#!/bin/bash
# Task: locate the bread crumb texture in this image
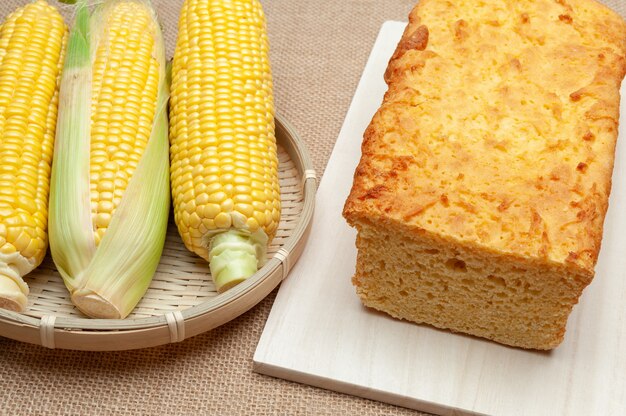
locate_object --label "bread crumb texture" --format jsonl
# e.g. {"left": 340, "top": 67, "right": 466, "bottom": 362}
{"left": 343, "top": 0, "right": 626, "bottom": 349}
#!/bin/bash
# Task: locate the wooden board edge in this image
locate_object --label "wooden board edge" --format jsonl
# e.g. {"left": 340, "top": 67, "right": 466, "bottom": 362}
{"left": 251, "top": 358, "right": 486, "bottom": 416}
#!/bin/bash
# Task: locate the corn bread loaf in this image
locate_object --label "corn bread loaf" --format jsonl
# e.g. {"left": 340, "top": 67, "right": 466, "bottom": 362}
{"left": 343, "top": 0, "right": 626, "bottom": 349}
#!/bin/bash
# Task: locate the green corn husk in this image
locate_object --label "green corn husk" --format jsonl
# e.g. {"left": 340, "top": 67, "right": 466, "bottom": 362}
{"left": 49, "top": 0, "right": 170, "bottom": 319}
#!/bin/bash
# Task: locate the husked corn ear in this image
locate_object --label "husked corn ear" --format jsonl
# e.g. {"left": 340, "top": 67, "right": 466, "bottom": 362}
{"left": 49, "top": 0, "right": 170, "bottom": 319}
{"left": 170, "top": 0, "right": 280, "bottom": 292}
{"left": 0, "top": 1, "right": 67, "bottom": 312}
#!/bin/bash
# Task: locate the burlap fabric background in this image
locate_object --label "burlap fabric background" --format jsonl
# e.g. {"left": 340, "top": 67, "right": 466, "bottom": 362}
{"left": 1, "top": 0, "right": 625, "bottom": 415}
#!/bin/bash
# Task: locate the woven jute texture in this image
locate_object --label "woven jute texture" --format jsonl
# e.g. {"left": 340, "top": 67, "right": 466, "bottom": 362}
{"left": 1, "top": 0, "right": 625, "bottom": 415}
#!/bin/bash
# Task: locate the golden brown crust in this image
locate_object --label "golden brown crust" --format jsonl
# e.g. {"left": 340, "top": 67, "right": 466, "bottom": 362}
{"left": 343, "top": 0, "right": 626, "bottom": 276}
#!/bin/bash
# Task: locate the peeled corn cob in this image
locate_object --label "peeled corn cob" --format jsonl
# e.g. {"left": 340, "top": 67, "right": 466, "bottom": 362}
{"left": 170, "top": 0, "right": 280, "bottom": 293}
{"left": 0, "top": 1, "right": 67, "bottom": 312}
{"left": 49, "top": 0, "right": 170, "bottom": 319}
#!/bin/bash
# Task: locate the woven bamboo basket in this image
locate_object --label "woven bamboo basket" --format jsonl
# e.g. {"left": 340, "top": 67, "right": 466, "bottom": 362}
{"left": 0, "top": 115, "right": 316, "bottom": 351}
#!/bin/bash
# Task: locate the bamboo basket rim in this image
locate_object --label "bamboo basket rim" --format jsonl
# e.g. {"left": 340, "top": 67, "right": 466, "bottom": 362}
{"left": 0, "top": 114, "right": 316, "bottom": 350}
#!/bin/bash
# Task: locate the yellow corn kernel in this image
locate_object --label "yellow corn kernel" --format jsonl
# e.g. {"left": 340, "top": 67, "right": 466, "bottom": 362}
{"left": 170, "top": 0, "right": 280, "bottom": 291}
{"left": 170, "top": 0, "right": 280, "bottom": 247}
{"left": 88, "top": 1, "right": 160, "bottom": 243}
{"left": 0, "top": 0, "right": 67, "bottom": 312}
{"left": 48, "top": 0, "right": 170, "bottom": 319}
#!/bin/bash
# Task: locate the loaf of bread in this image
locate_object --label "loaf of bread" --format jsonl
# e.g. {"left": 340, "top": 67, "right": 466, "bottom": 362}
{"left": 343, "top": 0, "right": 626, "bottom": 349}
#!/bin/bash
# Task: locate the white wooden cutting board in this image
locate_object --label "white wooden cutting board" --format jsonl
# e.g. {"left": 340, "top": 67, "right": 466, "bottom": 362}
{"left": 254, "top": 21, "right": 626, "bottom": 416}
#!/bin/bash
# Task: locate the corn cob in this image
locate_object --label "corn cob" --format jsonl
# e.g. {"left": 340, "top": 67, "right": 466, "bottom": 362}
{"left": 170, "top": 0, "right": 280, "bottom": 293}
{"left": 49, "top": 0, "right": 170, "bottom": 319}
{"left": 0, "top": 1, "right": 67, "bottom": 313}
